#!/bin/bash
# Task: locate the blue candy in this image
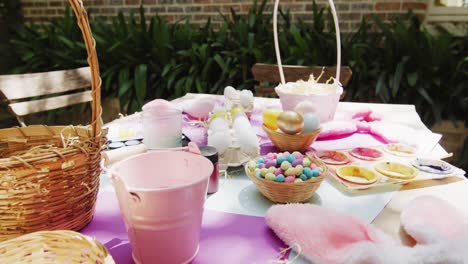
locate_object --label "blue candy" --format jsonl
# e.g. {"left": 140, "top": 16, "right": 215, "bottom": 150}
{"left": 303, "top": 167, "right": 313, "bottom": 178}
{"left": 277, "top": 156, "right": 286, "bottom": 166}
{"left": 311, "top": 169, "right": 320, "bottom": 177}
{"left": 256, "top": 171, "right": 262, "bottom": 178}
{"left": 275, "top": 174, "right": 285, "bottom": 182}
{"left": 256, "top": 158, "right": 264, "bottom": 164}
{"left": 286, "top": 154, "right": 295, "bottom": 163}
{"left": 300, "top": 174, "right": 308, "bottom": 181}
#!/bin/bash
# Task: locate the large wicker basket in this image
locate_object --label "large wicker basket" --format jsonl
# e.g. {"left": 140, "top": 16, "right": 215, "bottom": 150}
{"left": 245, "top": 157, "right": 328, "bottom": 203}
{"left": 0, "top": 0, "right": 104, "bottom": 241}
{"left": 0, "top": 231, "right": 115, "bottom": 263}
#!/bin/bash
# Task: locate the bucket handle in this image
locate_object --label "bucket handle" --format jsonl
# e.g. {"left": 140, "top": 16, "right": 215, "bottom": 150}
{"left": 273, "top": 0, "right": 341, "bottom": 85}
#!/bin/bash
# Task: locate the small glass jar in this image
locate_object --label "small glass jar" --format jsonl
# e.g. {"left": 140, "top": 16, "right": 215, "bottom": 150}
{"left": 143, "top": 108, "right": 182, "bottom": 149}
{"left": 200, "top": 146, "right": 219, "bottom": 194}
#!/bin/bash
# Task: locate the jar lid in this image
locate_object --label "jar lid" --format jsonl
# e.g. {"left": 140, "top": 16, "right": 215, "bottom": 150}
{"left": 200, "top": 146, "right": 218, "bottom": 164}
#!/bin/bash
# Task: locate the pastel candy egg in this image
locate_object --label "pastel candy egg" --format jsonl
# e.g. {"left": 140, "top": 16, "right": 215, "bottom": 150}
{"left": 281, "top": 161, "right": 292, "bottom": 170}
{"left": 284, "top": 152, "right": 291, "bottom": 156}
{"left": 292, "top": 151, "right": 304, "bottom": 159}
{"left": 311, "top": 169, "right": 320, "bottom": 177}
{"left": 265, "top": 173, "right": 276, "bottom": 181}
{"left": 247, "top": 161, "right": 257, "bottom": 171}
{"left": 257, "top": 158, "right": 264, "bottom": 164}
{"left": 285, "top": 176, "right": 296, "bottom": 183}
{"left": 275, "top": 174, "right": 285, "bottom": 183}
{"left": 300, "top": 174, "right": 308, "bottom": 181}
{"left": 274, "top": 168, "right": 284, "bottom": 175}
{"left": 317, "top": 167, "right": 324, "bottom": 172}
{"left": 260, "top": 168, "right": 269, "bottom": 176}
{"left": 292, "top": 159, "right": 303, "bottom": 167}
{"left": 303, "top": 158, "right": 311, "bottom": 167}
{"left": 310, "top": 163, "right": 318, "bottom": 169}
{"left": 258, "top": 163, "right": 266, "bottom": 169}
{"left": 268, "top": 167, "right": 276, "bottom": 174}
{"left": 277, "top": 156, "right": 287, "bottom": 166}
{"left": 286, "top": 154, "right": 295, "bottom": 163}
{"left": 266, "top": 153, "right": 275, "bottom": 159}
{"left": 285, "top": 168, "right": 296, "bottom": 176}
{"left": 265, "top": 159, "right": 277, "bottom": 168}
{"left": 294, "top": 101, "right": 317, "bottom": 115}
{"left": 294, "top": 178, "right": 304, "bottom": 183}
{"left": 256, "top": 171, "right": 262, "bottom": 178}
{"left": 304, "top": 167, "right": 313, "bottom": 178}
{"left": 295, "top": 165, "right": 304, "bottom": 176}
{"left": 302, "top": 113, "right": 321, "bottom": 134}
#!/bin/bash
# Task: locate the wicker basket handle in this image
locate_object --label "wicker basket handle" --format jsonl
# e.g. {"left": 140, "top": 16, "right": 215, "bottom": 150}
{"left": 68, "top": 0, "right": 102, "bottom": 142}
{"left": 273, "top": 0, "right": 342, "bottom": 85}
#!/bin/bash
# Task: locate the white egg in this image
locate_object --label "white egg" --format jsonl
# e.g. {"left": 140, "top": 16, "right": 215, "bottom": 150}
{"left": 208, "top": 131, "right": 231, "bottom": 154}
{"left": 294, "top": 101, "right": 317, "bottom": 115}
{"left": 224, "top": 86, "right": 238, "bottom": 100}
{"left": 209, "top": 117, "right": 230, "bottom": 132}
{"left": 184, "top": 97, "right": 215, "bottom": 119}
{"left": 239, "top": 90, "right": 254, "bottom": 109}
{"left": 302, "top": 113, "right": 321, "bottom": 134}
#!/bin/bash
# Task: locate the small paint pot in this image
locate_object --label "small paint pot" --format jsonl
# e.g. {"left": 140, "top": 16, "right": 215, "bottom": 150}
{"left": 349, "top": 147, "right": 384, "bottom": 161}
{"left": 411, "top": 158, "right": 454, "bottom": 175}
{"left": 375, "top": 162, "right": 418, "bottom": 180}
{"left": 309, "top": 150, "right": 350, "bottom": 165}
{"left": 335, "top": 166, "right": 378, "bottom": 185}
{"left": 384, "top": 143, "right": 417, "bottom": 157}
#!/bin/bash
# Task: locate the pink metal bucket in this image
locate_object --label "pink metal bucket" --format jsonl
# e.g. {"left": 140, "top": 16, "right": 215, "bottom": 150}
{"left": 109, "top": 143, "right": 213, "bottom": 264}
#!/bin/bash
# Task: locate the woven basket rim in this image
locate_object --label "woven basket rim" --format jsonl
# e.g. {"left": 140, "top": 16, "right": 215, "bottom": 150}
{"left": 262, "top": 124, "right": 322, "bottom": 139}
{"left": 245, "top": 156, "right": 328, "bottom": 186}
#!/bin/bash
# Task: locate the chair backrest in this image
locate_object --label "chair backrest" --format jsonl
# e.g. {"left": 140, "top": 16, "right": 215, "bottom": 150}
{"left": 0, "top": 67, "right": 92, "bottom": 126}
{"left": 252, "top": 63, "right": 352, "bottom": 97}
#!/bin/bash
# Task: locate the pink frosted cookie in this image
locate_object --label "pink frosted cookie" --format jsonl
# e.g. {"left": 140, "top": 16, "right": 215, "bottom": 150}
{"left": 349, "top": 147, "right": 384, "bottom": 161}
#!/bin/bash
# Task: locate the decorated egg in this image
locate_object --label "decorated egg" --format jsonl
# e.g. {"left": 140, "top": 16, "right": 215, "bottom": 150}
{"left": 302, "top": 113, "right": 320, "bottom": 133}
{"left": 184, "top": 97, "right": 215, "bottom": 119}
{"left": 239, "top": 90, "right": 254, "bottom": 109}
{"left": 277, "top": 111, "right": 304, "bottom": 135}
{"left": 224, "top": 86, "right": 238, "bottom": 99}
{"left": 294, "top": 101, "right": 317, "bottom": 115}
{"left": 263, "top": 109, "right": 282, "bottom": 131}
{"left": 207, "top": 132, "right": 230, "bottom": 154}
{"left": 209, "top": 117, "right": 229, "bottom": 132}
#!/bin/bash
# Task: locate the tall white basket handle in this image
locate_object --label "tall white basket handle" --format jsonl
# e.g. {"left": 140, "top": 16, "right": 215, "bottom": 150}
{"left": 273, "top": 0, "right": 342, "bottom": 85}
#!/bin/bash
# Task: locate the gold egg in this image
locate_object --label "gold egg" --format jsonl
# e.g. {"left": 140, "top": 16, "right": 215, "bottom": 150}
{"left": 277, "top": 111, "right": 304, "bottom": 135}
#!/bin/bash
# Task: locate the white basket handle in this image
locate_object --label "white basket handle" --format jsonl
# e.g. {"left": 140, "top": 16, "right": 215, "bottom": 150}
{"left": 273, "top": 0, "right": 341, "bottom": 85}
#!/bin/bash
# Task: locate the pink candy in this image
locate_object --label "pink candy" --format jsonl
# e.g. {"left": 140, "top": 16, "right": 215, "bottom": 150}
{"left": 310, "top": 163, "right": 318, "bottom": 169}
{"left": 258, "top": 163, "right": 266, "bottom": 169}
{"left": 266, "top": 153, "right": 275, "bottom": 160}
{"left": 285, "top": 176, "right": 296, "bottom": 183}
{"left": 274, "top": 168, "right": 284, "bottom": 175}
{"left": 265, "top": 159, "right": 277, "bottom": 168}
{"left": 292, "top": 159, "right": 303, "bottom": 167}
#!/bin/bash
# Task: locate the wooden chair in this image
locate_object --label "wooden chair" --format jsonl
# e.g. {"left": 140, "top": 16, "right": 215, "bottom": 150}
{"left": 0, "top": 67, "right": 92, "bottom": 126}
{"left": 252, "top": 63, "right": 352, "bottom": 98}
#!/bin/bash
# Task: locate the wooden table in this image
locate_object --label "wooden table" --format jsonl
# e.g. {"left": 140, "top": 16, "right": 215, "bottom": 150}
{"left": 107, "top": 93, "right": 468, "bottom": 245}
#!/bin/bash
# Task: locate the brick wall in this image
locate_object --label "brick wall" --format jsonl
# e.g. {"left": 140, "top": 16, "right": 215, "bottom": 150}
{"left": 20, "top": 0, "right": 429, "bottom": 32}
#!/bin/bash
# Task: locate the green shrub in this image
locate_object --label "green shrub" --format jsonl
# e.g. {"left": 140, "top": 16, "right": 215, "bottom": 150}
{"left": 2, "top": 0, "right": 467, "bottom": 128}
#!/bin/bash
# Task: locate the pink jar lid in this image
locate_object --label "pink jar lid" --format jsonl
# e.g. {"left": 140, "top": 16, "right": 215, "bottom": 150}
{"left": 142, "top": 99, "right": 181, "bottom": 114}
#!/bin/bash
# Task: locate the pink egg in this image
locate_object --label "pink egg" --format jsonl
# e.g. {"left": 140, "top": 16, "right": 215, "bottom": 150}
{"left": 258, "top": 163, "right": 266, "bottom": 169}
{"left": 274, "top": 168, "right": 284, "bottom": 175}
{"left": 266, "top": 153, "right": 275, "bottom": 159}
{"left": 265, "top": 159, "right": 277, "bottom": 168}
{"left": 285, "top": 176, "right": 296, "bottom": 183}
{"left": 310, "top": 163, "right": 318, "bottom": 169}
{"left": 283, "top": 152, "right": 290, "bottom": 156}
{"left": 292, "top": 159, "right": 303, "bottom": 167}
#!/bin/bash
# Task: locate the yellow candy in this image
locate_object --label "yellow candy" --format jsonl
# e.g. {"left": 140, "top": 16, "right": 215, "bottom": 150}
{"left": 260, "top": 168, "right": 269, "bottom": 176}
{"left": 209, "top": 111, "right": 229, "bottom": 123}
{"left": 285, "top": 168, "right": 296, "bottom": 176}
{"left": 263, "top": 109, "right": 282, "bottom": 131}
{"left": 268, "top": 167, "right": 276, "bottom": 174}
{"left": 295, "top": 165, "right": 304, "bottom": 176}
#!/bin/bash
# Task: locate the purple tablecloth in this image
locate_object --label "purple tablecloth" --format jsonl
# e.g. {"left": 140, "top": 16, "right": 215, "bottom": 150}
{"left": 81, "top": 191, "right": 287, "bottom": 264}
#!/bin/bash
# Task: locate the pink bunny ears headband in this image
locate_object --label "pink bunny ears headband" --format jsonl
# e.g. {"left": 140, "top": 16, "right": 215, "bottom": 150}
{"left": 266, "top": 196, "right": 468, "bottom": 264}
